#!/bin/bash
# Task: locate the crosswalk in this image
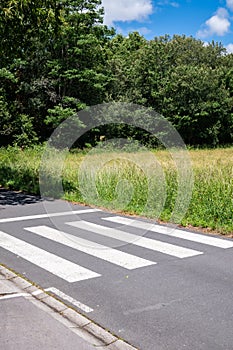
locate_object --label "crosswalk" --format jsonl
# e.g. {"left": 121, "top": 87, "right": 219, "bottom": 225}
{"left": 67, "top": 221, "right": 203, "bottom": 258}
{"left": 25, "top": 225, "right": 155, "bottom": 270}
{"left": 0, "top": 214, "right": 233, "bottom": 283}
{"left": 103, "top": 216, "right": 233, "bottom": 249}
{"left": 0, "top": 230, "right": 100, "bottom": 282}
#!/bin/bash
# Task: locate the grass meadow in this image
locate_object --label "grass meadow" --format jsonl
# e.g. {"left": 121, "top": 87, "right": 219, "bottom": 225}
{"left": 0, "top": 146, "right": 232, "bottom": 234}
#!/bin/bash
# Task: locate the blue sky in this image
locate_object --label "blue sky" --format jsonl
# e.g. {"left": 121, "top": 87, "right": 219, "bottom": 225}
{"left": 101, "top": 0, "right": 233, "bottom": 53}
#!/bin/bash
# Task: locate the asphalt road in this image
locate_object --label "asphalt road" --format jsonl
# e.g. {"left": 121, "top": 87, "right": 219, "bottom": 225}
{"left": 1, "top": 190, "right": 233, "bottom": 350}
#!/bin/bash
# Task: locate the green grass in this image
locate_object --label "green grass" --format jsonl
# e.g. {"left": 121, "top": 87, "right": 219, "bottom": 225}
{"left": 0, "top": 145, "right": 232, "bottom": 234}
{"left": 0, "top": 146, "right": 41, "bottom": 194}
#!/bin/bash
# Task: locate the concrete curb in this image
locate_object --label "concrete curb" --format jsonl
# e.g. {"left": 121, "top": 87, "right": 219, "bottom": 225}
{"left": 0, "top": 265, "right": 138, "bottom": 350}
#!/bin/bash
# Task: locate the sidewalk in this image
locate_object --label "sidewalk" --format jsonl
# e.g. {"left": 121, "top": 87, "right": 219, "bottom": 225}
{"left": 0, "top": 266, "right": 136, "bottom": 350}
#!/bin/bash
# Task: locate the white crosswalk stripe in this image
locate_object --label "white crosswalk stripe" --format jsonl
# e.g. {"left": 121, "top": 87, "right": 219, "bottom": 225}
{"left": 67, "top": 221, "right": 203, "bottom": 258}
{"left": 102, "top": 216, "right": 233, "bottom": 249}
{"left": 1, "top": 213, "right": 231, "bottom": 285}
{"left": 0, "top": 208, "right": 100, "bottom": 224}
{"left": 25, "top": 225, "right": 156, "bottom": 270}
{"left": 0, "top": 230, "right": 100, "bottom": 283}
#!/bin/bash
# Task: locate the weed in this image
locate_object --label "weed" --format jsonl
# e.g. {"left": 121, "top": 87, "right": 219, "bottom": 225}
{"left": 0, "top": 146, "right": 232, "bottom": 234}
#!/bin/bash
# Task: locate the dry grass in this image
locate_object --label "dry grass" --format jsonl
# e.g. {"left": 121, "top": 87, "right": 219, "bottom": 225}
{"left": 0, "top": 146, "right": 232, "bottom": 234}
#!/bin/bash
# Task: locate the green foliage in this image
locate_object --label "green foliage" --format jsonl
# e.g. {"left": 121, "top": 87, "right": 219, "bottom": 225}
{"left": 0, "top": 1, "right": 232, "bottom": 147}
{"left": 13, "top": 114, "right": 38, "bottom": 147}
{"left": 0, "top": 146, "right": 41, "bottom": 193}
{"left": 105, "top": 34, "right": 233, "bottom": 146}
{"left": 158, "top": 64, "right": 231, "bottom": 145}
{"left": 0, "top": 147, "right": 232, "bottom": 234}
{"left": 1, "top": 1, "right": 233, "bottom": 237}
{"left": 0, "top": 0, "right": 113, "bottom": 147}
{"left": 0, "top": 94, "right": 12, "bottom": 137}
{"left": 45, "top": 104, "right": 85, "bottom": 129}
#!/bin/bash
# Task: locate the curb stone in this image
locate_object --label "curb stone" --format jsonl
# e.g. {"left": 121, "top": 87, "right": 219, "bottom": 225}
{"left": 0, "top": 265, "right": 138, "bottom": 350}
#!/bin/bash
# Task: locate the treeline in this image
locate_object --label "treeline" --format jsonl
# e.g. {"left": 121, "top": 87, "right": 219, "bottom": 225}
{"left": 0, "top": 0, "right": 233, "bottom": 148}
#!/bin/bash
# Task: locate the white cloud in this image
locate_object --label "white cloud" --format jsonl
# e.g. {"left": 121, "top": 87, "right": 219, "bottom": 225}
{"left": 102, "top": 0, "right": 153, "bottom": 26}
{"left": 226, "top": 0, "right": 233, "bottom": 11}
{"left": 197, "top": 8, "right": 231, "bottom": 38}
{"left": 170, "top": 2, "right": 179, "bottom": 7}
{"left": 157, "top": 0, "right": 179, "bottom": 8}
{"left": 226, "top": 43, "right": 233, "bottom": 53}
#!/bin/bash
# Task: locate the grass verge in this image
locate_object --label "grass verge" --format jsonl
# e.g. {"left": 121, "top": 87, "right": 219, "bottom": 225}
{"left": 0, "top": 146, "right": 232, "bottom": 234}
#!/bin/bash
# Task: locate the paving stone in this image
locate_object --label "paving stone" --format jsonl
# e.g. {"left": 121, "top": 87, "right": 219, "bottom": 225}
{"left": 98, "top": 339, "right": 138, "bottom": 350}
{"left": 11, "top": 276, "right": 32, "bottom": 290}
{"left": 42, "top": 296, "right": 68, "bottom": 312}
{"left": 0, "top": 279, "right": 21, "bottom": 295}
{"left": 83, "top": 322, "right": 118, "bottom": 345}
{"left": 61, "top": 308, "right": 91, "bottom": 328}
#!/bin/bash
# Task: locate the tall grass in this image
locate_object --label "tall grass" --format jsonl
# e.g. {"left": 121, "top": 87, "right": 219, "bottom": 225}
{"left": 0, "top": 146, "right": 41, "bottom": 194}
{"left": 184, "top": 149, "right": 233, "bottom": 233}
{"left": 0, "top": 146, "right": 232, "bottom": 234}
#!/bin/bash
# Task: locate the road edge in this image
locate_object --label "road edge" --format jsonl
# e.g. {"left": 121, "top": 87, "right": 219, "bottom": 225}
{"left": 0, "top": 264, "right": 138, "bottom": 350}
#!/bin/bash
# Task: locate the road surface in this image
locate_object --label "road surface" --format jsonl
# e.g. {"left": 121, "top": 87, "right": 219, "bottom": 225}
{"left": 0, "top": 190, "right": 233, "bottom": 349}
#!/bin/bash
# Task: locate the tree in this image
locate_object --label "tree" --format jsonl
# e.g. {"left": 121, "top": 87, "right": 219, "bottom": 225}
{"left": 159, "top": 64, "right": 232, "bottom": 145}
{"left": 0, "top": 3, "right": 232, "bottom": 148}
{"left": 105, "top": 34, "right": 233, "bottom": 146}
{"left": 0, "top": 0, "right": 114, "bottom": 146}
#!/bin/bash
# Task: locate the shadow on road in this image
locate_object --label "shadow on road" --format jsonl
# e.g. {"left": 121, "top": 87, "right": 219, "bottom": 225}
{"left": 0, "top": 189, "right": 42, "bottom": 206}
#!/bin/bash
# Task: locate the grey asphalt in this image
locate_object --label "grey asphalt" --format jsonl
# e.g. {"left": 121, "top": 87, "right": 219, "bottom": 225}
{"left": 0, "top": 276, "right": 96, "bottom": 350}
{"left": 1, "top": 190, "right": 233, "bottom": 350}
